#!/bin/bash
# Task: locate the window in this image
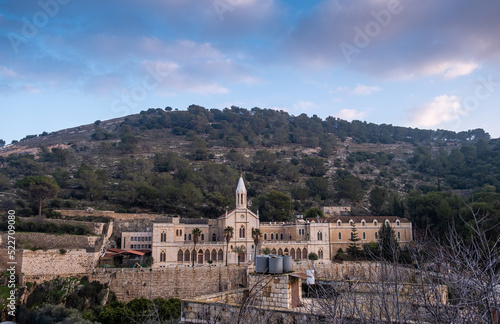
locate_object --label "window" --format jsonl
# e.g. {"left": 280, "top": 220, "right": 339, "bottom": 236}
{"left": 318, "top": 249, "right": 323, "bottom": 259}
{"left": 397, "top": 232, "right": 401, "bottom": 239}
{"left": 160, "top": 251, "right": 166, "bottom": 262}
{"left": 271, "top": 233, "right": 274, "bottom": 240}
{"left": 396, "top": 220, "right": 400, "bottom": 227}
{"left": 176, "top": 229, "right": 179, "bottom": 236}
{"left": 374, "top": 220, "right": 378, "bottom": 226}
{"left": 184, "top": 250, "right": 190, "bottom": 261}
{"left": 201, "top": 234, "right": 205, "bottom": 241}
{"left": 375, "top": 232, "right": 378, "bottom": 240}
{"left": 280, "top": 233, "right": 284, "bottom": 240}
{"left": 188, "top": 234, "right": 192, "bottom": 241}
{"left": 337, "top": 221, "right": 341, "bottom": 226}
{"left": 317, "top": 232, "right": 323, "bottom": 241}
{"left": 385, "top": 220, "right": 390, "bottom": 225}
{"left": 338, "top": 232, "right": 342, "bottom": 240}
{"left": 218, "top": 249, "right": 223, "bottom": 261}
{"left": 361, "top": 221, "right": 366, "bottom": 227}
{"left": 205, "top": 249, "right": 210, "bottom": 261}
{"left": 161, "top": 232, "right": 166, "bottom": 242}
{"left": 349, "top": 220, "right": 353, "bottom": 226}
{"left": 184, "top": 234, "right": 187, "bottom": 241}
{"left": 276, "top": 233, "right": 279, "bottom": 240}
{"left": 212, "top": 249, "right": 217, "bottom": 261}
{"left": 212, "top": 233, "right": 217, "bottom": 241}
{"left": 362, "top": 232, "right": 366, "bottom": 240}
{"left": 180, "top": 230, "right": 182, "bottom": 236}
{"left": 239, "top": 226, "right": 245, "bottom": 238}
{"left": 264, "top": 233, "right": 267, "bottom": 240}
{"left": 177, "top": 250, "right": 183, "bottom": 262}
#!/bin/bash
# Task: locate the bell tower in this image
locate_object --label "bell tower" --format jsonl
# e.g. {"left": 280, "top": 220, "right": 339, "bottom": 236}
{"left": 236, "top": 176, "right": 247, "bottom": 209}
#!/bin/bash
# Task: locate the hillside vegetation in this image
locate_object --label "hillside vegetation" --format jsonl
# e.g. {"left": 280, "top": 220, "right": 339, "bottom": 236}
{"left": 1, "top": 106, "right": 499, "bottom": 239}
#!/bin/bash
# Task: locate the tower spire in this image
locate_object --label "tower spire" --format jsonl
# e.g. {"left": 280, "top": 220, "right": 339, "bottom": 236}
{"left": 236, "top": 176, "right": 247, "bottom": 208}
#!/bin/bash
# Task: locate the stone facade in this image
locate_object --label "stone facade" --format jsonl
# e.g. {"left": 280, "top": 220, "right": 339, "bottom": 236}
{"left": 125, "top": 177, "right": 412, "bottom": 268}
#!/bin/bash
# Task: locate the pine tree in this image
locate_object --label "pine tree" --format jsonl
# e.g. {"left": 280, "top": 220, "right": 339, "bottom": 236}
{"left": 346, "top": 224, "right": 362, "bottom": 258}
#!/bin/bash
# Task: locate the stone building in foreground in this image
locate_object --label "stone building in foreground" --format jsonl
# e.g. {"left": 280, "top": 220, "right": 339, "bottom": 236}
{"left": 122, "top": 177, "right": 412, "bottom": 267}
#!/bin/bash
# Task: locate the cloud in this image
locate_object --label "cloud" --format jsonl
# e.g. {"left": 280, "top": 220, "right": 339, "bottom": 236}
{"left": 420, "top": 61, "right": 479, "bottom": 79}
{"left": 333, "top": 84, "right": 381, "bottom": 95}
{"left": 334, "top": 109, "right": 367, "bottom": 121}
{"left": 408, "top": 95, "right": 466, "bottom": 128}
{"left": 282, "top": 1, "right": 500, "bottom": 79}
{"left": 292, "top": 100, "right": 315, "bottom": 112}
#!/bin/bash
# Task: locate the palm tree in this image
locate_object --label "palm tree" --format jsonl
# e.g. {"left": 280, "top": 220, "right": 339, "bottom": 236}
{"left": 252, "top": 228, "right": 262, "bottom": 263}
{"left": 191, "top": 227, "right": 202, "bottom": 267}
{"left": 260, "top": 247, "right": 271, "bottom": 255}
{"left": 224, "top": 226, "right": 234, "bottom": 266}
{"left": 232, "top": 245, "right": 246, "bottom": 266}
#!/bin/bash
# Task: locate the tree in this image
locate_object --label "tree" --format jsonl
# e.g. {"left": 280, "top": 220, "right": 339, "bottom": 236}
{"left": 378, "top": 222, "right": 399, "bottom": 261}
{"left": 0, "top": 139, "right": 5, "bottom": 149}
{"left": 232, "top": 245, "right": 246, "bottom": 266}
{"left": 252, "top": 228, "right": 261, "bottom": 263}
{"left": 224, "top": 226, "right": 234, "bottom": 266}
{"left": 16, "top": 175, "right": 59, "bottom": 217}
{"left": 335, "top": 173, "right": 364, "bottom": 203}
{"left": 260, "top": 247, "right": 271, "bottom": 255}
{"left": 370, "top": 186, "right": 387, "bottom": 215}
{"left": 346, "top": 224, "right": 362, "bottom": 258}
{"left": 305, "top": 207, "right": 324, "bottom": 218}
{"left": 191, "top": 228, "right": 202, "bottom": 267}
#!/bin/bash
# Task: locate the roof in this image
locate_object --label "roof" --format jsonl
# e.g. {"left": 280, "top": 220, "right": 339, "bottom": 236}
{"left": 309, "top": 216, "right": 411, "bottom": 224}
{"left": 290, "top": 272, "right": 311, "bottom": 279}
{"left": 236, "top": 176, "right": 246, "bottom": 193}
{"left": 217, "top": 209, "right": 235, "bottom": 219}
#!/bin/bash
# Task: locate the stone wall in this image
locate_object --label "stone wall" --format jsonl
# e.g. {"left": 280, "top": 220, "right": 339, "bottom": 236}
{"left": 55, "top": 209, "right": 170, "bottom": 221}
{"left": 19, "top": 249, "right": 100, "bottom": 285}
{"left": 101, "top": 265, "right": 247, "bottom": 302}
{"left": 25, "top": 218, "right": 106, "bottom": 235}
{"left": 0, "top": 232, "right": 100, "bottom": 251}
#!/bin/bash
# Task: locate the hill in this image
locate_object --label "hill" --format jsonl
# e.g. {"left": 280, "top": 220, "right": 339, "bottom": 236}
{"left": 1, "top": 105, "right": 499, "bottom": 238}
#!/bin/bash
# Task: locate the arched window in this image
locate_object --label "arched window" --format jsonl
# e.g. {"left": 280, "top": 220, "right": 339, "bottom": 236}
{"left": 160, "top": 251, "right": 166, "bottom": 262}
{"left": 338, "top": 232, "right": 342, "bottom": 240}
{"left": 161, "top": 232, "right": 166, "bottom": 242}
{"left": 296, "top": 248, "right": 302, "bottom": 259}
{"left": 271, "top": 248, "right": 277, "bottom": 255}
{"left": 318, "top": 249, "right": 323, "bottom": 259}
{"left": 177, "top": 250, "right": 183, "bottom": 262}
{"left": 271, "top": 233, "right": 274, "bottom": 240}
{"left": 212, "top": 233, "right": 217, "bottom": 241}
{"left": 205, "top": 249, "right": 210, "bottom": 261}
{"left": 361, "top": 220, "right": 366, "bottom": 227}
{"left": 276, "top": 233, "right": 279, "bottom": 240}
{"left": 362, "top": 232, "right": 366, "bottom": 240}
{"left": 176, "top": 229, "right": 179, "bottom": 236}
{"left": 349, "top": 220, "right": 354, "bottom": 226}
{"left": 218, "top": 249, "right": 224, "bottom": 261}
{"left": 184, "top": 250, "right": 190, "bottom": 261}
{"left": 278, "top": 248, "right": 283, "bottom": 256}
{"left": 337, "top": 220, "right": 342, "bottom": 226}
{"left": 375, "top": 232, "right": 378, "bottom": 240}
{"left": 184, "top": 234, "right": 187, "bottom": 241}
{"left": 396, "top": 220, "right": 400, "bottom": 227}
{"left": 385, "top": 220, "right": 390, "bottom": 225}
{"left": 290, "top": 248, "right": 296, "bottom": 259}
{"left": 280, "top": 233, "right": 284, "bottom": 240}
{"left": 180, "top": 230, "right": 182, "bottom": 236}
{"left": 188, "top": 234, "right": 192, "bottom": 241}
{"left": 201, "top": 234, "right": 205, "bottom": 241}
{"left": 264, "top": 233, "right": 267, "bottom": 240}
{"left": 397, "top": 232, "right": 401, "bottom": 240}
{"left": 284, "top": 248, "right": 289, "bottom": 255}
{"left": 303, "top": 248, "right": 308, "bottom": 259}
{"left": 239, "top": 226, "right": 245, "bottom": 238}
{"left": 317, "top": 232, "right": 323, "bottom": 241}
{"left": 211, "top": 249, "right": 217, "bottom": 261}
{"left": 374, "top": 220, "right": 378, "bottom": 226}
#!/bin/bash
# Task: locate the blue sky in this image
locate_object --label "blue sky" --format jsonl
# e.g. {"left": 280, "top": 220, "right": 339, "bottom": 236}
{"left": 1, "top": 0, "right": 500, "bottom": 144}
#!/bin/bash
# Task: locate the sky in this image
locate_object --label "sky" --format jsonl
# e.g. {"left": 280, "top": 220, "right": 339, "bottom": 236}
{"left": 1, "top": 0, "right": 500, "bottom": 144}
